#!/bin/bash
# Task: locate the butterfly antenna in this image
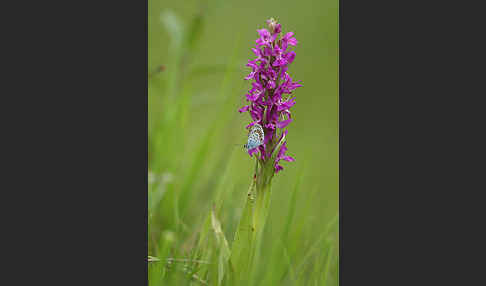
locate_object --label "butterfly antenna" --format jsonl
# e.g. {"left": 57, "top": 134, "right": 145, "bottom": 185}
{"left": 232, "top": 144, "right": 246, "bottom": 149}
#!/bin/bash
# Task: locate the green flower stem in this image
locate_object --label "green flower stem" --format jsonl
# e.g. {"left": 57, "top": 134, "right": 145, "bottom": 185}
{"left": 230, "top": 154, "right": 276, "bottom": 284}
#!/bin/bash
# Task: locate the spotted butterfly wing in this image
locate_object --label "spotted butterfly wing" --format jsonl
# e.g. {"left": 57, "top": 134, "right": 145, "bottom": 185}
{"left": 244, "top": 123, "right": 264, "bottom": 150}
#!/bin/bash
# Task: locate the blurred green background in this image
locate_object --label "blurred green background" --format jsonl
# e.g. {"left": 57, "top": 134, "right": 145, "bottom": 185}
{"left": 148, "top": 0, "right": 338, "bottom": 284}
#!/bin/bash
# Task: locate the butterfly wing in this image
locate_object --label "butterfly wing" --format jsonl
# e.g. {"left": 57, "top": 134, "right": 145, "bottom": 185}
{"left": 245, "top": 123, "right": 265, "bottom": 150}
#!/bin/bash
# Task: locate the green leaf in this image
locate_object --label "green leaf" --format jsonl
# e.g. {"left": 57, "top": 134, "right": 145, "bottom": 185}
{"left": 229, "top": 180, "right": 256, "bottom": 283}
{"left": 211, "top": 209, "right": 230, "bottom": 285}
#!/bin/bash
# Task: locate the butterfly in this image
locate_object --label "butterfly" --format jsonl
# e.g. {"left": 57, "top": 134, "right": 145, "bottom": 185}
{"left": 244, "top": 123, "right": 264, "bottom": 150}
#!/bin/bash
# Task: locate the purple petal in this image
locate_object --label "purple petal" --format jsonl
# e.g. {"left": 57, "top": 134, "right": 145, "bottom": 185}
{"left": 252, "top": 81, "right": 263, "bottom": 90}
{"left": 251, "top": 108, "right": 262, "bottom": 121}
{"left": 267, "top": 80, "right": 276, "bottom": 89}
{"left": 244, "top": 71, "right": 256, "bottom": 80}
{"left": 285, "top": 51, "right": 296, "bottom": 64}
{"left": 267, "top": 106, "right": 279, "bottom": 123}
{"left": 246, "top": 60, "right": 258, "bottom": 69}
{"left": 259, "top": 144, "right": 267, "bottom": 160}
{"left": 265, "top": 97, "right": 273, "bottom": 107}
{"left": 283, "top": 32, "right": 294, "bottom": 40}
{"left": 283, "top": 109, "right": 292, "bottom": 119}
{"left": 255, "top": 96, "right": 265, "bottom": 106}
{"left": 273, "top": 86, "right": 283, "bottom": 99}
{"left": 263, "top": 46, "right": 272, "bottom": 57}
{"left": 265, "top": 123, "right": 275, "bottom": 130}
{"left": 246, "top": 121, "right": 258, "bottom": 129}
{"left": 258, "top": 29, "right": 270, "bottom": 38}
{"left": 272, "top": 45, "right": 282, "bottom": 56}
{"left": 282, "top": 155, "right": 295, "bottom": 162}
{"left": 238, "top": 105, "right": 250, "bottom": 113}
{"left": 267, "top": 67, "right": 277, "bottom": 79}
{"left": 251, "top": 48, "right": 261, "bottom": 57}
{"left": 271, "top": 33, "right": 278, "bottom": 42}
{"left": 288, "top": 37, "right": 298, "bottom": 46}
{"left": 275, "top": 164, "right": 283, "bottom": 173}
{"left": 279, "top": 141, "right": 288, "bottom": 157}
{"left": 274, "top": 141, "right": 287, "bottom": 162}
{"left": 291, "top": 79, "right": 303, "bottom": 88}
{"left": 273, "top": 58, "right": 287, "bottom": 67}
{"left": 246, "top": 93, "right": 258, "bottom": 102}
{"left": 282, "top": 40, "right": 288, "bottom": 52}
{"left": 277, "top": 97, "right": 296, "bottom": 111}
{"left": 276, "top": 119, "right": 292, "bottom": 128}
{"left": 248, "top": 147, "right": 259, "bottom": 157}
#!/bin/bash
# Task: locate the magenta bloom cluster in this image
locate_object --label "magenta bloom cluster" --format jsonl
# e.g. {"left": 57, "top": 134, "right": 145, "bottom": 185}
{"left": 239, "top": 19, "right": 302, "bottom": 173}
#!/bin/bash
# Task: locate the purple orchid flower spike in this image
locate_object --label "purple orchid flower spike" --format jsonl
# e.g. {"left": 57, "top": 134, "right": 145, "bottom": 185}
{"left": 231, "top": 19, "right": 303, "bottom": 276}
{"left": 238, "top": 18, "right": 302, "bottom": 174}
